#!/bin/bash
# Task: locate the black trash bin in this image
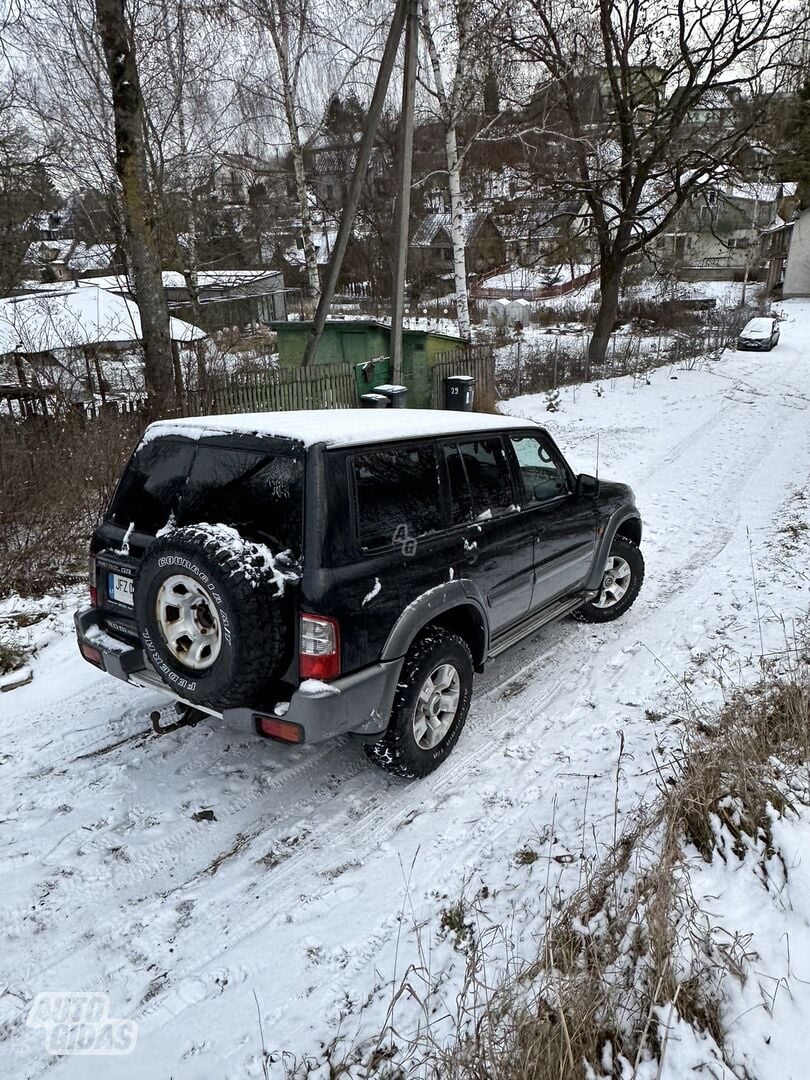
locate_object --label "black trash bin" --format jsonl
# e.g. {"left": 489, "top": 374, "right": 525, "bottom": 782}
{"left": 445, "top": 374, "right": 475, "bottom": 411}
{"left": 373, "top": 383, "right": 408, "bottom": 408}
{"left": 360, "top": 392, "right": 390, "bottom": 409}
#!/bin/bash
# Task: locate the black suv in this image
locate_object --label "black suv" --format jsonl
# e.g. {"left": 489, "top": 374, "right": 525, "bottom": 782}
{"left": 75, "top": 409, "right": 644, "bottom": 778}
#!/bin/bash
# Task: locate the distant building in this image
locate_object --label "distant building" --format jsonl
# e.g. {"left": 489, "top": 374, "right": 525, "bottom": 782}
{"left": 22, "top": 239, "right": 119, "bottom": 283}
{"left": 410, "top": 211, "right": 505, "bottom": 284}
{"left": 653, "top": 180, "right": 798, "bottom": 281}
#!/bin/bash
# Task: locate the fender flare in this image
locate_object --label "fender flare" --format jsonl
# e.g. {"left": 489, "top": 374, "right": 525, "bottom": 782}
{"left": 380, "top": 580, "right": 490, "bottom": 665}
{"left": 585, "top": 511, "right": 643, "bottom": 592}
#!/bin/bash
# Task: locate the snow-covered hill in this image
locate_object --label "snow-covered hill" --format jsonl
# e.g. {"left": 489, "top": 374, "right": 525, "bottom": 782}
{"left": 2, "top": 301, "right": 809, "bottom": 1078}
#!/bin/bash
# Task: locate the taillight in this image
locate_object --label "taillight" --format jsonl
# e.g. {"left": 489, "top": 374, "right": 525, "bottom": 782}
{"left": 299, "top": 613, "right": 340, "bottom": 681}
{"left": 88, "top": 554, "right": 98, "bottom": 607}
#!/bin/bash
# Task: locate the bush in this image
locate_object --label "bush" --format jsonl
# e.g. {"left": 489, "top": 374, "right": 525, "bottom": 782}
{"left": 0, "top": 412, "right": 143, "bottom": 598}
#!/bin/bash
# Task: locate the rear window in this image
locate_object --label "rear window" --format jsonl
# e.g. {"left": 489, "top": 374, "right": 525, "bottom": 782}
{"left": 109, "top": 438, "right": 304, "bottom": 551}
{"left": 353, "top": 443, "right": 443, "bottom": 549}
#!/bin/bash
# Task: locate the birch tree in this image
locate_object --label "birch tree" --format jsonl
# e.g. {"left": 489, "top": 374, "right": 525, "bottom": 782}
{"left": 234, "top": 0, "right": 322, "bottom": 298}
{"left": 419, "top": 0, "right": 481, "bottom": 340}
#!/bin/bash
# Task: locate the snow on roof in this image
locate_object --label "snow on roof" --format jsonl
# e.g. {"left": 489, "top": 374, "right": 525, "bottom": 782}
{"left": 143, "top": 408, "right": 539, "bottom": 449}
{"left": 411, "top": 211, "right": 495, "bottom": 248}
{"left": 68, "top": 243, "right": 116, "bottom": 272}
{"left": 161, "top": 269, "right": 281, "bottom": 289}
{"left": 72, "top": 270, "right": 280, "bottom": 293}
{"left": 285, "top": 228, "right": 338, "bottom": 268}
{"left": 724, "top": 181, "right": 796, "bottom": 203}
{"left": 0, "top": 285, "right": 205, "bottom": 355}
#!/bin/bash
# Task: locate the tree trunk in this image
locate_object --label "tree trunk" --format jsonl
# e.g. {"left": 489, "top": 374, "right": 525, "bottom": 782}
{"left": 588, "top": 257, "right": 622, "bottom": 366}
{"left": 445, "top": 126, "right": 471, "bottom": 341}
{"left": 95, "top": 0, "right": 175, "bottom": 420}
{"left": 286, "top": 96, "right": 321, "bottom": 301}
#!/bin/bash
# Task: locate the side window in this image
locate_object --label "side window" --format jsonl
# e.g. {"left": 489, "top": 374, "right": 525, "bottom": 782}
{"left": 509, "top": 435, "right": 569, "bottom": 505}
{"left": 444, "top": 437, "right": 515, "bottom": 522}
{"left": 354, "top": 444, "right": 442, "bottom": 549}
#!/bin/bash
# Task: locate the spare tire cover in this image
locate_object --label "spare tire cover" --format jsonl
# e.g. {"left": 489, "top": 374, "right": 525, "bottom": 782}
{"left": 134, "top": 523, "right": 296, "bottom": 708}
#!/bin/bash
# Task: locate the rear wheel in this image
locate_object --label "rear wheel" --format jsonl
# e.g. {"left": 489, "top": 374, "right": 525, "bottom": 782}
{"left": 574, "top": 537, "right": 644, "bottom": 623}
{"left": 364, "top": 628, "right": 473, "bottom": 779}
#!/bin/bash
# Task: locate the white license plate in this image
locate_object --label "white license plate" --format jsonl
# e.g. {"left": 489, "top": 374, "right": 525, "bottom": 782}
{"left": 108, "top": 572, "right": 134, "bottom": 607}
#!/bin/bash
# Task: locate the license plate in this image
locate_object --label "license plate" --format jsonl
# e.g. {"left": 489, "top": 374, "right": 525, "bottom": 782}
{"left": 108, "top": 572, "right": 134, "bottom": 607}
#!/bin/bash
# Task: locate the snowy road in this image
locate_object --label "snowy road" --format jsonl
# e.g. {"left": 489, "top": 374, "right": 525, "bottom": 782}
{"left": 2, "top": 301, "right": 810, "bottom": 1078}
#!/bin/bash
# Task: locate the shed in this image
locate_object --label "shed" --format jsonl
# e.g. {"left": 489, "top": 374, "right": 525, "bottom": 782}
{"left": 271, "top": 319, "right": 466, "bottom": 407}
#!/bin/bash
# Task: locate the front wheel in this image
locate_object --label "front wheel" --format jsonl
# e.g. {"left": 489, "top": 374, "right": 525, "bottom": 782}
{"left": 363, "top": 628, "right": 473, "bottom": 779}
{"left": 574, "top": 537, "right": 644, "bottom": 623}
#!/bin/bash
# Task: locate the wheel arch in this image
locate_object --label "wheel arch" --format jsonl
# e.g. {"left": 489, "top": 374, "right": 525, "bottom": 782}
{"left": 380, "top": 582, "right": 489, "bottom": 671}
{"left": 614, "top": 515, "right": 642, "bottom": 547}
{"left": 585, "top": 511, "right": 643, "bottom": 592}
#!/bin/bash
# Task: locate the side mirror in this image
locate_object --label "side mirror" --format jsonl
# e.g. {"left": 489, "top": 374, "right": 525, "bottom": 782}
{"left": 575, "top": 473, "right": 600, "bottom": 498}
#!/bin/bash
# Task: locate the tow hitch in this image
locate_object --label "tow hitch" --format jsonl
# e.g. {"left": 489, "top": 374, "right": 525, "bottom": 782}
{"left": 149, "top": 703, "right": 208, "bottom": 736}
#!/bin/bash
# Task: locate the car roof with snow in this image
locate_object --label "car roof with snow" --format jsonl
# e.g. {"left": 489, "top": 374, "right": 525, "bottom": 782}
{"left": 742, "top": 317, "right": 775, "bottom": 333}
{"left": 143, "top": 409, "right": 542, "bottom": 449}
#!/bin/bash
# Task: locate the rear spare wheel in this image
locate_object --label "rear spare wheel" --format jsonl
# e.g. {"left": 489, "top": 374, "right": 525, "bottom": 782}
{"left": 134, "top": 523, "right": 296, "bottom": 708}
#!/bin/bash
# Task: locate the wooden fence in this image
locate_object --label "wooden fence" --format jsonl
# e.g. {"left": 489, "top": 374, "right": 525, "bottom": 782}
{"left": 182, "top": 362, "right": 358, "bottom": 417}
{"left": 431, "top": 344, "right": 497, "bottom": 411}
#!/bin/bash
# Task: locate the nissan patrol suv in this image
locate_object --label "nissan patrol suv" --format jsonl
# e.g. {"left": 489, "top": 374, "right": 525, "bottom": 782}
{"left": 75, "top": 409, "right": 644, "bottom": 778}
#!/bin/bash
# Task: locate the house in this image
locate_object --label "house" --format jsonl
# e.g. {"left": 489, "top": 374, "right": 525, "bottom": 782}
{"left": 270, "top": 318, "right": 466, "bottom": 407}
{"left": 410, "top": 211, "right": 505, "bottom": 286}
{"left": 210, "top": 152, "right": 296, "bottom": 211}
{"left": 161, "top": 269, "right": 287, "bottom": 330}
{"left": 0, "top": 285, "right": 204, "bottom": 407}
{"left": 668, "top": 85, "right": 740, "bottom": 131}
{"left": 307, "top": 132, "right": 388, "bottom": 211}
{"left": 498, "top": 199, "right": 591, "bottom": 268}
{"left": 653, "top": 180, "right": 798, "bottom": 281}
{"left": 34, "top": 269, "right": 289, "bottom": 332}
{"left": 22, "top": 239, "right": 118, "bottom": 283}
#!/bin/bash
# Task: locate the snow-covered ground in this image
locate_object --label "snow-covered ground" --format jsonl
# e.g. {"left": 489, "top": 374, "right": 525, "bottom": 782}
{"left": 2, "top": 302, "right": 810, "bottom": 1078}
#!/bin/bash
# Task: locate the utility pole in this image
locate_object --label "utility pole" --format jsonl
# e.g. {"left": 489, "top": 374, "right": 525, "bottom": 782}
{"left": 302, "top": 0, "right": 409, "bottom": 367}
{"left": 390, "top": 0, "right": 418, "bottom": 384}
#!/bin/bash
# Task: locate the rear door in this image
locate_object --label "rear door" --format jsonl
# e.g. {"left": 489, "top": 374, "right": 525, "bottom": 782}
{"left": 443, "top": 435, "right": 535, "bottom": 634}
{"left": 505, "top": 432, "right": 598, "bottom": 609}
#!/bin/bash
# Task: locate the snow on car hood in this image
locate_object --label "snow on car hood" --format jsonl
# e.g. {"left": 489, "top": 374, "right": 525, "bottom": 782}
{"left": 740, "top": 319, "right": 774, "bottom": 338}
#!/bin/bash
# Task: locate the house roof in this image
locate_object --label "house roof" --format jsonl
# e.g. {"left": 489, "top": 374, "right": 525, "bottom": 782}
{"left": 0, "top": 285, "right": 204, "bottom": 356}
{"left": 411, "top": 211, "right": 496, "bottom": 248}
{"left": 18, "top": 270, "right": 281, "bottom": 296}
{"left": 23, "top": 239, "right": 115, "bottom": 272}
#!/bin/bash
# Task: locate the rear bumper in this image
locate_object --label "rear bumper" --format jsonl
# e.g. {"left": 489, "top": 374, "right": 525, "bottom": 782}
{"left": 736, "top": 340, "right": 770, "bottom": 350}
{"left": 74, "top": 608, "right": 400, "bottom": 745}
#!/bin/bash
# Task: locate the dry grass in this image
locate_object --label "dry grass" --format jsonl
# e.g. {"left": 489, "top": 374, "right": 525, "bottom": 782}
{"left": 322, "top": 641, "right": 810, "bottom": 1080}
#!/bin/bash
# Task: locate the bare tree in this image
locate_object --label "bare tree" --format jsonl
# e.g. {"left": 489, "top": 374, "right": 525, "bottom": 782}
{"left": 419, "top": 0, "right": 493, "bottom": 340}
{"left": 95, "top": 0, "right": 175, "bottom": 416}
{"left": 231, "top": 0, "right": 329, "bottom": 300}
{"left": 508, "top": 0, "right": 805, "bottom": 363}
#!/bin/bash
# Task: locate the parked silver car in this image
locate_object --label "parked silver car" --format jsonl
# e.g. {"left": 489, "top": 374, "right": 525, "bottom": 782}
{"left": 737, "top": 316, "right": 780, "bottom": 351}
